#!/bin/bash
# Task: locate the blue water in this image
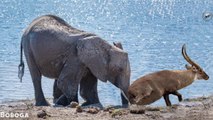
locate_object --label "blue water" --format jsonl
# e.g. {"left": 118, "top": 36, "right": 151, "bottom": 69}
{"left": 0, "top": 0, "right": 213, "bottom": 106}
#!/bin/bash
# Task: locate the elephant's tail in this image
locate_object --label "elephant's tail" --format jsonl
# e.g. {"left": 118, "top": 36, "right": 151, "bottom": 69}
{"left": 18, "top": 41, "right": 25, "bottom": 82}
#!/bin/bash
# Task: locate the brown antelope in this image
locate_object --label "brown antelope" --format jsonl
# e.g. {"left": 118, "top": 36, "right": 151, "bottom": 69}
{"left": 128, "top": 44, "right": 209, "bottom": 106}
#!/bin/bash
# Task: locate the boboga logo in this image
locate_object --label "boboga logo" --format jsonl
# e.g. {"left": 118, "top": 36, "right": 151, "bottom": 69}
{"left": 0, "top": 112, "right": 29, "bottom": 118}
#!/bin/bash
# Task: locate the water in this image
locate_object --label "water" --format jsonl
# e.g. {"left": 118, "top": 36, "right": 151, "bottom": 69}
{"left": 0, "top": 0, "right": 213, "bottom": 106}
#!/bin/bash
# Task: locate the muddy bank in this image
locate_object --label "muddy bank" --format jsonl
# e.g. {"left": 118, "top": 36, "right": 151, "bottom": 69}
{"left": 1, "top": 96, "right": 213, "bottom": 120}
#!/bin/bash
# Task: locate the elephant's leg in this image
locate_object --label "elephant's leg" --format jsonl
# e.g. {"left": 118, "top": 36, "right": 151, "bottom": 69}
{"left": 53, "top": 79, "right": 63, "bottom": 103}
{"left": 56, "top": 59, "right": 85, "bottom": 106}
{"left": 55, "top": 94, "right": 78, "bottom": 106}
{"left": 80, "top": 72, "right": 100, "bottom": 106}
{"left": 25, "top": 53, "right": 49, "bottom": 106}
{"left": 163, "top": 94, "right": 172, "bottom": 106}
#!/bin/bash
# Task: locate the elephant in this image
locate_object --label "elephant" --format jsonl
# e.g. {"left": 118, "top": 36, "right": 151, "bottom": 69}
{"left": 18, "top": 15, "right": 130, "bottom": 106}
{"left": 52, "top": 42, "right": 125, "bottom": 106}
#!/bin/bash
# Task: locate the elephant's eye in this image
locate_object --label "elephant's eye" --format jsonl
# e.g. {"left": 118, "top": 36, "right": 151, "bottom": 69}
{"left": 118, "top": 68, "right": 123, "bottom": 72}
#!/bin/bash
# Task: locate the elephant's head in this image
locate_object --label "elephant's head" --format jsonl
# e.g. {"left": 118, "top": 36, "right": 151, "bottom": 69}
{"left": 77, "top": 36, "right": 130, "bottom": 105}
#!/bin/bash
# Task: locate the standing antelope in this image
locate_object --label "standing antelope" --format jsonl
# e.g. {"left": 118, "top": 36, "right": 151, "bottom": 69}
{"left": 128, "top": 44, "right": 209, "bottom": 106}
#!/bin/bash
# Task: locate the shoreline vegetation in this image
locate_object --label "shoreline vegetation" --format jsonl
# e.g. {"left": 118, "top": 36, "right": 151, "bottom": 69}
{"left": 1, "top": 96, "right": 213, "bottom": 120}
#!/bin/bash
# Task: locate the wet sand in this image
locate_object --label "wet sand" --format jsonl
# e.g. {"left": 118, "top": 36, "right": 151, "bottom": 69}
{"left": 1, "top": 96, "right": 213, "bottom": 120}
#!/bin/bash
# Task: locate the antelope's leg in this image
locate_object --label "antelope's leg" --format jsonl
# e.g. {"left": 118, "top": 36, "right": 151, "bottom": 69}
{"left": 163, "top": 94, "right": 172, "bottom": 106}
{"left": 171, "top": 91, "right": 183, "bottom": 102}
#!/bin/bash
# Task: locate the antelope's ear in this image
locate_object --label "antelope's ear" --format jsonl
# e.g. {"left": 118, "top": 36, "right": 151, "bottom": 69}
{"left": 192, "top": 66, "right": 198, "bottom": 72}
{"left": 185, "top": 64, "right": 192, "bottom": 70}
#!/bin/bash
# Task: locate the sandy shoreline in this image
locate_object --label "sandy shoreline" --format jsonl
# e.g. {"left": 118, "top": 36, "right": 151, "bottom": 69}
{"left": 1, "top": 96, "right": 213, "bottom": 120}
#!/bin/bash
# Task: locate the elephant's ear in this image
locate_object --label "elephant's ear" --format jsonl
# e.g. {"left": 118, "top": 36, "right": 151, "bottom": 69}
{"left": 77, "top": 36, "right": 111, "bottom": 82}
{"left": 108, "top": 48, "right": 128, "bottom": 76}
{"left": 113, "top": 42, "right": 123, "bottom": 50}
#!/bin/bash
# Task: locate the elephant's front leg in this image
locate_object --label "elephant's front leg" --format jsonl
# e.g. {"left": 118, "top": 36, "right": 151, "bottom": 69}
{"left": 53, "top": 79, "right": 78, "bottom": 106}
{"left": 56, "top": 59, "right": 86, "bottom": 106}
{"left": 80, "top": 72, "right": 100, "bottom": 106}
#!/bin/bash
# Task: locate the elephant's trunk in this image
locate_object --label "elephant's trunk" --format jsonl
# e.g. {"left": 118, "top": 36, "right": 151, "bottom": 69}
{"left": 121, "top": 89, "right": 129, "bottom": 101}
{"left": 117, "top": 72, "right": 130, "bottom": 106}
{"left": 120, "top": 59, "right": 130, "bottom": 106}
{"left": 120, "top": 88, "right": 129, "bottom": 106}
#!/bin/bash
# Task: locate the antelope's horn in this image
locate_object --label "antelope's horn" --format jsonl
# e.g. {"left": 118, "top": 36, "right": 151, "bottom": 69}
{"left": 182, "top": 44, "right": 200, "bottom": 68}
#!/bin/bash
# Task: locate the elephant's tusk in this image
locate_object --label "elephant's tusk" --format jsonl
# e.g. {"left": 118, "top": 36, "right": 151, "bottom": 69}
{"left": 120, "top": 89, "right": 129, "bottom": 103}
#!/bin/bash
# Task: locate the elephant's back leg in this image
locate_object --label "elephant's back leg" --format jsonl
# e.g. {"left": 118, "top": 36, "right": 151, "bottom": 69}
{"left": 23, "top": 42, "right": 49, "bottom": 106}
{"left": 80, "top": 72, "right": 100, "bottom": 106}
{"left": 53, "top": 79, "right": 63, "bottom": 103}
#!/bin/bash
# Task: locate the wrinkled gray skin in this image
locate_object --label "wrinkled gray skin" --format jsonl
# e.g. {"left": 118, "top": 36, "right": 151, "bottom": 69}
{"left": 19, "top": 15, "right": 130, "bottom": 106}
{"left": 53, "top": 42, "right": 127, "bottom": 106}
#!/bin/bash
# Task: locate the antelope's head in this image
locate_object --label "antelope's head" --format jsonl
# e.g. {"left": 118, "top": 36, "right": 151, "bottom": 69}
{"left": 182, "top": 44, "right": 209, "bottom": 80}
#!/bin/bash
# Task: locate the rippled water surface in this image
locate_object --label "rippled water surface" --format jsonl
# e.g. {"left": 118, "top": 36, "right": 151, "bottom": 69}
{"left": 0, "top": 0, "right": 213, "bottom": 106}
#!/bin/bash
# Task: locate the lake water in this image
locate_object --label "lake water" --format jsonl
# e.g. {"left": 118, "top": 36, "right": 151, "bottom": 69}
{"left": 0, "top": 0, "right": 213, "bottom": 106}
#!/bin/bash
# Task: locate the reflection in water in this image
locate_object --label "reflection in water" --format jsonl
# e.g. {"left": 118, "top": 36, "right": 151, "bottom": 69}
{"left": 0, "top": 0, "right": 213, "bottom": 106}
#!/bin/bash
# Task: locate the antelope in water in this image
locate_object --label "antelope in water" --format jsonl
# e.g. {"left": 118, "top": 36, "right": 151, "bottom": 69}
{"left": 128, "top": 44, "right": 209, "bottom": 106}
